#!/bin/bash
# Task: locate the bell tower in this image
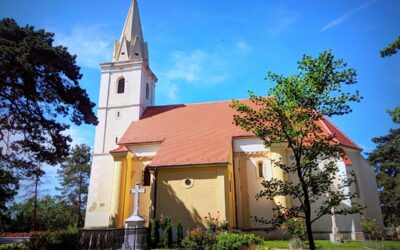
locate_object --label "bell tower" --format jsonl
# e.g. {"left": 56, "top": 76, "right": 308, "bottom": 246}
{"left": 85, "top": 0, "right": 157, "bottom": 228}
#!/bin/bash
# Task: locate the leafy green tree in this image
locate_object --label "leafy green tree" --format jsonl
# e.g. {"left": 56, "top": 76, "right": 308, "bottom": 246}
{"left": 5, "top": 195, "right": 75, "bottom": 232}
{"left": 0, "top": 18, "right": 98, "bottom": 209}
{"left": 368, "top": 110, "right": 400, "bottom": 226}
{"left": 231, "top": 50, "right": 363, "bottom": 250}
{"left": 57, "top": 144, "right": 91, "bottom": 228}
{"left": 380, "top": 36, "right": 400, "bottom": 57}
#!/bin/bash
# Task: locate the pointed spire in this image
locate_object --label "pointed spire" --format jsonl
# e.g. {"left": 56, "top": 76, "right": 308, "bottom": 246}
{"left": 113, "top": 0, "right": 149, "bottom": 64}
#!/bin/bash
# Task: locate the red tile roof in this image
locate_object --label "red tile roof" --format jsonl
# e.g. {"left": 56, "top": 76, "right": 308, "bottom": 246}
{"left": 118, "top": 100, "right": 361, "bottom": 167}
{"left": 110, "top": 145, "right": 129, "bottom": 153}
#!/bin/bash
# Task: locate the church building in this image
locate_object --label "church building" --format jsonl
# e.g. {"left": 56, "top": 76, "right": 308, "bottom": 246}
{"left": 85, "top": 0, "right": 383, "bottom": 240}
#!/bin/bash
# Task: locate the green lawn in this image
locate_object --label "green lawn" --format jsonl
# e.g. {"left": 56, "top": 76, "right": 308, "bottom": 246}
{"left": 260, "top": 240, "right": 400, "bottom": 249}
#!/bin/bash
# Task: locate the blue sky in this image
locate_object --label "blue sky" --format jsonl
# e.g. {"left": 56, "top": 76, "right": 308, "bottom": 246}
{"left": 1, "top": 0, "right": 399, "bottom": 196}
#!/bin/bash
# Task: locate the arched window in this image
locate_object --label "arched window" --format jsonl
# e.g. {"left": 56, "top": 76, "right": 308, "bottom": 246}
{"left": 117, "top": 78, "right": 125, "bottom": 94}
{"left": 256, "top": 161, "right": 264, "bottom": 178}
{"left": 145, "top": 83, "right": 150, "bottom": 100}
{"left": 142, "top": 166, "right": 151, "bottom": 186}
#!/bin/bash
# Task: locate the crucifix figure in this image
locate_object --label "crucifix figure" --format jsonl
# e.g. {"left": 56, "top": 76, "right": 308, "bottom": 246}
{"left": 130, "top": 182, "right": 146, "bottom": 217}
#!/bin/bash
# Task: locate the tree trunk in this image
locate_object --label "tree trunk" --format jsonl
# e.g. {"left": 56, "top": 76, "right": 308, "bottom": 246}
{"left": 77, "top": 192, "right": 82, "bottom": 227}
{"left": 77, "top": 174, "right": 83, "bottom": 227}
{"left": 295, "top": 156, "right": 316, "bottom": 250}
{"left": 32, "top": 173, "right": 39, "bottom": 231}
{"left": 304, "top": 210, "right": 316, "bottom": 250}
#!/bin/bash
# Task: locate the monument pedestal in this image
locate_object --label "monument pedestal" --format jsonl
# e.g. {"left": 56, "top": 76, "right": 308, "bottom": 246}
{"left": 121, "top": 183, "right": 147, "bottom": 250}
{"left": 121, "top": 215, "right": 147, "bottom": 250}
{"left": 330, "top": 227, "right": 343, "bottom": 243}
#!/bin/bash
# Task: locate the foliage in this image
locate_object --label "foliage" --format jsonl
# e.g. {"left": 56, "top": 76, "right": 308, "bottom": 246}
{"left": 0, "top": 242, "right": 27, "bottom": 250}
{"left": 231, "top": 50, "right": 363, "bottom": 250}
{"left": 161, "top": 217, "right": 173, "bottom": 248}
{"left": 181, "top": 226, "right": 216, "bottom": 250}
{"left": 360, "top": 217, "right": 381, "bottom": 240}
{"left": 368, "top": 110, "right": 400, "bottom": 226}
{"left": 28, "top": 228, "right": 78, "bottom": 250}
{"left": 57, "top": 144, "right": 91, "bottom": 228}
{"left": 150, "top": 218, "right": 160, "bottom": 248}
{"left": 203, "top": 211, "right": 229, "bottom": 233}
{"left": 280, "top": 217, "right": 306, "bottom": 240}
{"left": 0, "top": 167, "right": 18, "bottom": 228}
{"left": 2, "top": 195, "right": 76, "bottom": 232}
{"left": 215, "top": 233, "right": 263, "bottom": 250}
{"left": 220, "top": 220, "right": 229, "bottom": 232}
{"left": 388, "top": 107, "right": 400, "bottom": 124}
{"left": 176, "top": 220, "right": 184, "bottom": 247}
{"left": 380, "top": 36, "right": 400, "bottom": 57}
{"left": 0, "top": 18, "right": 97, "bottom": 211}
{"left": 204, "top": 212, "right": 220, "bottom": 233}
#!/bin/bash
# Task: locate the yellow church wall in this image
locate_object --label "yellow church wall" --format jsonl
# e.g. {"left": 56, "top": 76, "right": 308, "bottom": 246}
{"left": 233, "top": 144, "right": 292, "bottom": 230}
{"left": 155, "top": 165, "right": 230, "bottom": 230}
{"left": 110, "top": 151, "right": 155, "bottom": 228}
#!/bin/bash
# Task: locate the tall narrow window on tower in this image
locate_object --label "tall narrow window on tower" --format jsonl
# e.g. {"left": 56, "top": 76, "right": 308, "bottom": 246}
{"left": 146, "top": 83, "right": 150, "bottom": 100}
{"left": 117, "top": 78, "right": 125, "bottom": 94}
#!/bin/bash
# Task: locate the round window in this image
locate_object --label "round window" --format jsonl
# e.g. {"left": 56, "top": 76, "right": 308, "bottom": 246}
{"left": 183, "top": 178, "right": 194, "bottom": 189}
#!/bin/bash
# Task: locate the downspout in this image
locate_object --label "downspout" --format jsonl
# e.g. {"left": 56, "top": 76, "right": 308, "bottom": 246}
{"left": 152, "top": 166, "right": 158, "bottom": 219}
{"left": 232, "top": 140, "right": 239, "bottom": 229}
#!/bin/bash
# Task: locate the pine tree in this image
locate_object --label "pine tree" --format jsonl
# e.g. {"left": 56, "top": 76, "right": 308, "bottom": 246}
{"left": 57, "top": 144, "right": 91, "bottom": 228}
{"left": 368, "top": 110, "right": 400, "bottom": 226}
{"left": 0, "top": 18, "right": 97, "bottom": 209}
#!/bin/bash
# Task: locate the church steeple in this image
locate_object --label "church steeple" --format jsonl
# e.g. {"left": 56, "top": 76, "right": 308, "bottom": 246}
{"left": 113, "top": 0, "right": 149, "bottom": 64}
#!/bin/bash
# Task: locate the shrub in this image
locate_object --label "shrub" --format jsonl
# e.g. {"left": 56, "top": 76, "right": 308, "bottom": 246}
{"left": 360, "top": 217, "right": 381, "bottom": 240}
{"left": 176, "top": 220, "right": 184, "bottom": 247}
{"left": 204, "top": 211, "right": 230, "bottom": 233}
{"left": 215, "top": 233, "right": 263, "bottom": 250}
{"left": 220, "top": 220, "right": 229, "bottom": 232}
{"left": 204, "top": 212, "right": 220, "bottom": 233}
{"left": 0, "top": 242, "right": 28, "bottom": 250}
{"left": 181, "top": 226, "right": 216, "bottom": 250}
{"left": 280, "top": 217, "right": 306, "bottom": 240}
{"left": 162, "top": 217, "right": 173, "bottom": 248}
{"left": 28, "top": 228, "right": 78, "bottom": 250}
{"left": 150, "top": 219, "right": 160, "bottom": 248}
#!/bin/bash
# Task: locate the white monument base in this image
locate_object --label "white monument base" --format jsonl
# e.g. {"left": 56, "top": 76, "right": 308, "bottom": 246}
{"left": 121, "top": 216, "right": 147, "bottom": 250}
{"left": 121, "top": 183, "right": 147, "bottom": 250}
{"left": 329, "top": 227, "right": 343, "bottom": 243}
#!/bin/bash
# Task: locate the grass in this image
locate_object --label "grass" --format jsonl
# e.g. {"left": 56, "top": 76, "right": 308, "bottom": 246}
{"left": 260, "top": 240, "right": 400, "bottom": 249}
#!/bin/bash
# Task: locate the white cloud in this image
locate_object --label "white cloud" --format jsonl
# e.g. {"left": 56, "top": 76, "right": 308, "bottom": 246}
{"left": 236, "top": 41, "right": 251, "bottom": 52}
{"left": 64, "top": 126, "right": 94, "bottom": 147}
{"left": 266, "top": 8, "right": 298, "bottom": 35}
{"left": 165, "top": 50, "right": 227, "bottom": 84}
{"left": 157, "top": 81, "right": 178, "bottom": 103}
{"left": 320, "top": 0, "right": 376, "bottom": 32}
{"left": 166, "top": 83, "right": 178, "bottom": 101}
{"left": 156, "top": 49, "right": 228, "bottom": 103}
{"left": 56, "top": 25, "right": 113, "bottom": 68}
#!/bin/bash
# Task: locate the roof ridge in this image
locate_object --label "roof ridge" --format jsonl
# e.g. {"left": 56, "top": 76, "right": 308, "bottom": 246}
{"left": 147, "top": 96, "right": 274, "bottom": 109}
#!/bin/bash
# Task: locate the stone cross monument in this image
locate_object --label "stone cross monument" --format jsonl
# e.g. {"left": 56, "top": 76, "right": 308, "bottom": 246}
{"left": 125, "top": 182, "right": 146, "bottom": 225}
{"left": 122, "top": 182, "right": 146, "bottom": 250}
